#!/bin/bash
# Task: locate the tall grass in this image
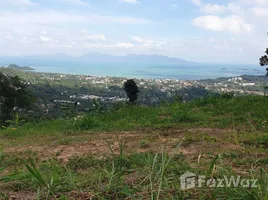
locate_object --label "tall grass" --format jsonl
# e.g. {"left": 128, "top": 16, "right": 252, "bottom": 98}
{"left": 25, "top": 159, "right": 57, "bottom": 199}
{"left": 2, "top": 95, "right": 268, "bottom": 135}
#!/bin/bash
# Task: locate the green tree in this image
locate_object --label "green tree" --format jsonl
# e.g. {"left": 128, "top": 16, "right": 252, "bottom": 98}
{"left": 260, "top": 48, "right": 268, "bottom": 76}
{"left": 123, "top": 79, "right": 139, "bottom": 104}
{"left": 0, "top": 72, "right": 34, "bottom": 122}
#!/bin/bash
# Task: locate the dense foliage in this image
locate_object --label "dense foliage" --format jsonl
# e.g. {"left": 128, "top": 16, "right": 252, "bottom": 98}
{"left": 260, "top": 48, "right": 268, "bottom": 76}
{"left": 123, "top": 79, "right": 139, "bottom": 103}
{"left": 0, "top": 72, "right": 34, "bottom": 123}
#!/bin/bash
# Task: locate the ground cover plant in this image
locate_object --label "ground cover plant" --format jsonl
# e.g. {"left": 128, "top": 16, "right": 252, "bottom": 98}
{"left": 0, "top": 95, "right": 268, "bottom": 199}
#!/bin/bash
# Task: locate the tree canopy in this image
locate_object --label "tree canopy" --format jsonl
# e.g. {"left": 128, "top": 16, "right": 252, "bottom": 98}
{"left": 123, "top": 79, "right": 139, "bottom": 104}
{"left": 260, "top": 48, "right": 268, "bottom": 76}
{"left": 0, "top": 72, "right": 34, "bottom": 122}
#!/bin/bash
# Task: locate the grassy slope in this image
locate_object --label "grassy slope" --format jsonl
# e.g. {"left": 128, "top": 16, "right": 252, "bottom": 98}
{"left": 0, "top": 95, "right": 268, "bottom": 199}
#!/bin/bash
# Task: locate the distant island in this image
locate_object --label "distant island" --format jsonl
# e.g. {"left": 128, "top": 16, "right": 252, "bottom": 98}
{"left": 8, "top": 64, "right": 34, "bottom": 71}
{"left": 0, "top": 53, "right": 193, "bottom": 66}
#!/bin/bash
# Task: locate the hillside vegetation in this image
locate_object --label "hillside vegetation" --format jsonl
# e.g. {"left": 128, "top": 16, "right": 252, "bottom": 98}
{"left": 0, "top": 95, "right": 268, "bottom": 199}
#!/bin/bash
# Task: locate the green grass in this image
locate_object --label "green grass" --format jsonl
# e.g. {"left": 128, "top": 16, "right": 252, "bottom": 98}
{"left": 1, "top": 95, "right": 268, "bottom": 199}
{"left": 0, "top": 147, "right": 267, "bottom": 199}
{"left": 1, "top": 95, "right": 268, "bottom": 138}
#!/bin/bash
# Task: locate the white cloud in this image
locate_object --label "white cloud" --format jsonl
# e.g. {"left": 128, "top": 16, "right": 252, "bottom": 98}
{"left": 122, "top": 0, "right": 139, "bottom": 4}
{"left": 192, "top": 15, "right": 252, "bottom": 33}
{"left": 0, "top": 9, "right": 152, "bottom": 56}
{"left": 0, "top": 0, "right": 265, "bottom": 64}
{"left": 201, "top": 4, "right": 226, "bottom": 14}
{"left": 255, "top": 0, "right": 268, "bottom": 5}
{"left": 40, "top": 36, "right": 54, "bottom": 42}
{"left": 85, "top": 34, "right": 106, "bottom": 41}
{"left": 0, "top": 11, "right": 152, "bottom": 25}
{"left": 132, "top": 36, "right": 154, "bottom": 45}
{"left": 191, "top": 0, "right": 226, "bottom": 14}
{"left": 132, "top": 36, "right": 144, "bottom": 43}
{"left": 131, "top": 36, "right": 166, "bottom": 50}
{"left": 250, "top": 7, "right": 268, "bottom": 16}
{"left": 58, "top": 0, "right": 88, "bottom": 5}
{"left": 5, "top": 0, "right": 35, "bottom": 6}
{"left": 238, "top": 0, "right": 268, "bottom": 6}
{"left": 84, "top": 43, "right": 105, "bottom": 48}
{"left": 192, "top": 0, "right": 201, "bottom": 6}
{"left": 227, "top": 3, "right": 244, "bottom": 15}
{"left": 116, "top": 42, "right": 134, "bottom": 48}
{"left": 4, "top": 35, "right": 14, "bottom": 41}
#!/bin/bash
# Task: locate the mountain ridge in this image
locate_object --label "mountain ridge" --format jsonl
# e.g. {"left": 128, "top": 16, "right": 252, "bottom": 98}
{"left": 0, "top": 53, "right": 194, "bottom": 66}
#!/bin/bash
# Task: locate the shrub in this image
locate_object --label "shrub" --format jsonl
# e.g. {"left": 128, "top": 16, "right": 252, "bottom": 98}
{"left": 220, "top": 92, "right": 235, "bottom": 100}
{"left": 172, "top": 110, "right": 198, "bottom": 123}
{"left": 194, "top": 95, "right": 219, "bottom": 106}
{"left": 75, "top": 115, "right": 99, "bottom": 130}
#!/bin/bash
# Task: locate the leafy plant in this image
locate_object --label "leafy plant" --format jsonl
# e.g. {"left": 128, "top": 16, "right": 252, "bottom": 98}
{"left": 59, "top": 101, "right": 80, "bottom": 124}
{"left": 105, "top": 135, "right": 129, "bottom": 168}
{"left": 25, "top": 160, "right": 57, "bottom": 199}
{"left": 221, "top": 92, "right": 234, "bottom": 100}
{"left": 92, "top": 98, "right": 102, "bottom": 113}
{"left": 103, "top": 162, "right": 120, "bottom": 191}
{"left": 139, "top": 140, "right": 151, "bottom": 149}
{"left": 174, "top": 94, "right": 183, "bottom": 103}
{"left": 105, "top": 135, "right": 128, "bottom": 159}
{"left": 2, "top": 113, "right": 25, "bottom": 129}
{"left": 148, "top": 144, "right": 181, "bottom": 200}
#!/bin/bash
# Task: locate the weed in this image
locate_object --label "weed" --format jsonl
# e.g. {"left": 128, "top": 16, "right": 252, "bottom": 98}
{"left": 25, "top": 159, "right": 57, "bottom": 199}
{"left": 2, "top": 113, "right": 25, "bottom": 129}
{"left": 220, "top": 92, "right": 235, "bottom": 100}
{"left": 1, "top": 95, "right": 268, "bottom": 199}
{"left": 0, "top": 193, "right": 8, "bottom": 200}
{"left": 75, "top": 115, "right": 99, "bottom": 131}
{"left": 58, "top": 138, "right": 72, "bottom": 145}
{"left": 148, "top": 144, "right": 182, "bottom": 200}
{"left": 172, "top": 110, "right": 198, "bottom": 123}
{"left": 67, "top": 155, "right": 101, "bottom": 171}
{"left": 139, "top": 140, "right": 151, "bottom": 148}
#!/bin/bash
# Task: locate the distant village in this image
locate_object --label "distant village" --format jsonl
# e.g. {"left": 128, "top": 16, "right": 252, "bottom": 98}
{"left": 0, "top": 66, "right": 266, "bottom": 112}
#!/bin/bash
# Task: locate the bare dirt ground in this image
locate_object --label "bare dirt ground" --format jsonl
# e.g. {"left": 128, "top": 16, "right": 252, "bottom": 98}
{"left": 3, "top": 128, "right": 241, "bottom": 162}
{"left": 1, "top": 128, "right": 259, "bottom": 200}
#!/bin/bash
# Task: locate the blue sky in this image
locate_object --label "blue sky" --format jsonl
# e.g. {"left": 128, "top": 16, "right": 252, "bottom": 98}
{"left": 0, "top": 0, "right": 267, "bottom": 64}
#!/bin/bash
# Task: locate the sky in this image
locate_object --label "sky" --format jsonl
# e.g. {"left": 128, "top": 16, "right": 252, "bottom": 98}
{"left": 0, "top": 0, "right": 267, "bottom": 64}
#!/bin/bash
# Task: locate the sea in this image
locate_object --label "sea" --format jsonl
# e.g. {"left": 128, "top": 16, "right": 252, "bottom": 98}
{"left": 3, "top": 63, "right": 264, "bottom": 80}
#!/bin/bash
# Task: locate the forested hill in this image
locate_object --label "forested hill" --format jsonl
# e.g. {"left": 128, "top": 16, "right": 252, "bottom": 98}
{"left": 0, "top": 67, "right": 267, "bottom": 120}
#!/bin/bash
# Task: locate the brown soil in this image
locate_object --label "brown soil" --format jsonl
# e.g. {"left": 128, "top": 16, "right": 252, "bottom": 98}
{"left": 0, "top": 127, "right": 262, "bottom": 200}
{"left": 3, "top": 128, "right": 238, "bottom": 162}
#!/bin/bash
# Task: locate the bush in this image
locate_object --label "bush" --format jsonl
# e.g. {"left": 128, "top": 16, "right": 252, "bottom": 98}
{"left": 220, "top": 92, "right": 235, "bottom": 100}
{"left": 194, "top": 95, "right": 219, "bottom": 106}
{"left": 172, "top": 110, "right": 198, "bottom": 123}
{"left": 75, "top": 115, "right": 99, "bottom": 130}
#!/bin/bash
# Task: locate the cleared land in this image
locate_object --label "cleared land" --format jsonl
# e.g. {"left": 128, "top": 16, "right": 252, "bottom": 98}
{"left": 0, "top": 96, "right": 268, "bottom": 199}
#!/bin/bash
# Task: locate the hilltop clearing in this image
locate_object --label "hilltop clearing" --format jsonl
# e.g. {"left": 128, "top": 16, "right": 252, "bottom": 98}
{"left": 0, "top": 95, "right": 268, "bottom": 199}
